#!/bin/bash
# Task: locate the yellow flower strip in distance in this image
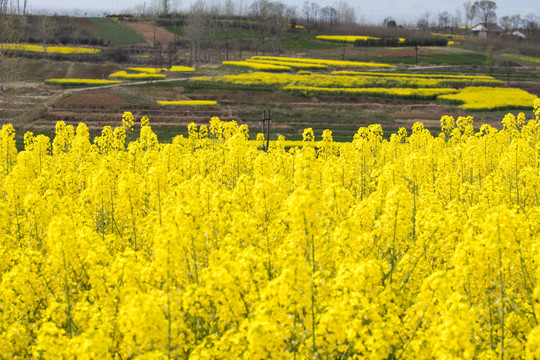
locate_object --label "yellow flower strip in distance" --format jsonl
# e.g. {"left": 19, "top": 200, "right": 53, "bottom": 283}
{"left": 109, "top": 71, "right": 166, "bottom": 80}
{"left": 222, "top": 61, "right": 292, "bottom": 71}
{"left": 332, "top": 71, "right": 497, "bottom": 81}
{"left": 249, "top": 56, "right": 393, "bottom": 68}
{"left": 284, "top": 85, "right": 458, "bottom": 99}
{"left": 332, "top": 71, "right": 504, "bottom": 87}
{"left": 157, "top": 100, "right": 217, "bottom": 106}
{"left": 245, "top": 59, "right": 328, "bottom": 69}
{"left": 438, "top": 87, "right": 538, "bottom": 110}
{"left": 316, "top": 35, "right": 380, "bottom": 43}
{"left": 128, "top": 67, "right": 167, "bottom": 74}
{"left": 1, "top": 43, "right": 101, "bottom": 54}
{"left": 169, "top": 66, "right": 196, "bottom": 72}
{"left": 45, "top": 79, "right": 122, "bottom": 86}
{"left": 192, "top": 72, "right": 474, "bottom": 89}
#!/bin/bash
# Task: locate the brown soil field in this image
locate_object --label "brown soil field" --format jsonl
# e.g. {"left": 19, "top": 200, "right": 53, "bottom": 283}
{"left": 121, "top": 20, "right": 177, "bottom": 43}
{"left": 53, "top": 89, "right": 131, "bottom": 107}
{"left": 73, "top": 18, "right": 99, "bottom": 31}
{"left": 16, "top": 59, "right": 120, "bottom": 82}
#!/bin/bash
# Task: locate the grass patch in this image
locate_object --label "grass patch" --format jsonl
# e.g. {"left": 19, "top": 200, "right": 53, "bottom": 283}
{"left": 132, "top": 80, "right": 272, "bottom": 92}
{"left": 88, "top": 18, "right": 147, "bottom": 45}
{"left": 347, "top": 52, "right": 488, "bottom": 66}
{"left": 419, "top": 53, "right": 488, "bottom": 65}
{"left": 281, "top": 40, "right": 346, "bottom": 51}
{"left": 113, "top": 92, "right": 156, "bottom": 105}
{"left": 163, "top": 25, "right": 186, "bottom": 36}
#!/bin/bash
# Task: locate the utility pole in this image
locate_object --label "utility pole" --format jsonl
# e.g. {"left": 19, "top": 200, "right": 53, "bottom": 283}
{"left": 261, "top": 110, "right": 271, "bottom": 152}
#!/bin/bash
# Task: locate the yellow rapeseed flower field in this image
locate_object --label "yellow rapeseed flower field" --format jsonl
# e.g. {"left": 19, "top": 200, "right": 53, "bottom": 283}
{"left": 1, "top": 101, "right": 540, "bottom": 358}
{"left": 157, "top": 100, "right": 217, "bottom": 106}
{"left": 45, "top": 79, "right": 122, "bottom": 86}
{"left": 1, "top": 43, "right": 101, "bottom": 55}
{"left": 316, "top": 35, "right": 380, "bottom": 42}
{"left": 192, "top": 72, "right": 497, "bottom": 92}
{"left": 246, "top": 59, "right": 328, "bottom": 69}
{"left": 438, "top": 87, "right": 538, "bottom": 110}
{"left": 283, "top": 85, "right": 458, "bottom": 99}
{"left": 222, "top": 61, "right": 292, "bottom": 71}
{"left": 169, "top": 66, "right": 196, "bottom": 72}
{"left": 250, "top": 55, "right": 394, "bottom": 68}
{"left": 128, "top": 67, "right": 168, "bottom": 73}
{"left": 109, "top": 71, "right": 166, "bottom": 80}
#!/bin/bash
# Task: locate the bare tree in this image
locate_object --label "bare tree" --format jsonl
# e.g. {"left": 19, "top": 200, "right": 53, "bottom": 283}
{"left": 220, "top": 0, "right": 235, "bottom": 61}
{"left": 302, "top": 1, "right": 320, "bottom": 30}
{"left": 335, "top": 1, "right": 355, "bottom": 26}
{"left": 463, "top": 1, "right": 475, "bottom": 28}
{"left": 162, "top": 0, "right": 170, "bottom": 16}
{"left": 500, "top": 14, "right": 521, "bottom": 32}
{"left": 417, "top": 11, "right": 431, "bottom": 30}
{"left": 0, "top": 0, "right": 25, "bottom": 93}
{"left": 523, "top": 13, "right": 539, "bottom": 37}
{"left": 186, "top": 0, "right": 208, "bottom": 64}
{"left": 472, "top": 0, "right": 497, "bottom": 25}
{"left": 320, "top": 6, "right": 338, "bottom": 28}
{"left": 250, "top": 0, "right": 287, "bottom": 55}
{"left": 452, "top": 8, "right": 461, "bottom": 30}
{"left": 438, "top": 11, "right": 451, "bottom": 30}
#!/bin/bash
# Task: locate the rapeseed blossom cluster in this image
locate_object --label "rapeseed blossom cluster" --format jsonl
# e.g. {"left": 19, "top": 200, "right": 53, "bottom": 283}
{"left": 1, "top": 101, "right": 540, "bottom": 358}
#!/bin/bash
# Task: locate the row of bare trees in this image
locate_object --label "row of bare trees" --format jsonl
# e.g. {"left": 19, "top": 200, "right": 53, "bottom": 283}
{"left": 182, "top": 0, "right": 359, "bottom": 64}
{"left": 416, "top": 0, "right": 538, "bottom": 35}
{"left": 301, "top": 1, "right": 356, "bottom": 31}
{"left": 185, "top": 0, "right": 292, "bottom": 64}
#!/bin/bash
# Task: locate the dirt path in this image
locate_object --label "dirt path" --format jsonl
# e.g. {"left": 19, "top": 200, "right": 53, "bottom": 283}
{"left": 121, "top": 20, "right": 177, "bottom": 43}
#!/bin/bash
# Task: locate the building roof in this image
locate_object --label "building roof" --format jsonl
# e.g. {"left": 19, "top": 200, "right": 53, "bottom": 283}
{"left": 511, "top": 30, "right": 528, "bottom": 38}
{"left": 471, "top": 23, "right": 505, "bottom": 33}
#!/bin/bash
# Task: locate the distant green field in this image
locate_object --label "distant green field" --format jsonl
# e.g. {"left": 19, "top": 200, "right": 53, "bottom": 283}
{"left": 88, "top": 18, "right": 147, "bottom": 45}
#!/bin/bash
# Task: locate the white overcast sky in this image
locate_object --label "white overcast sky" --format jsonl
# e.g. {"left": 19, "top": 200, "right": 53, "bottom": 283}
{"left": 28, "top": 0, "right": 538, "bottom": 24}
